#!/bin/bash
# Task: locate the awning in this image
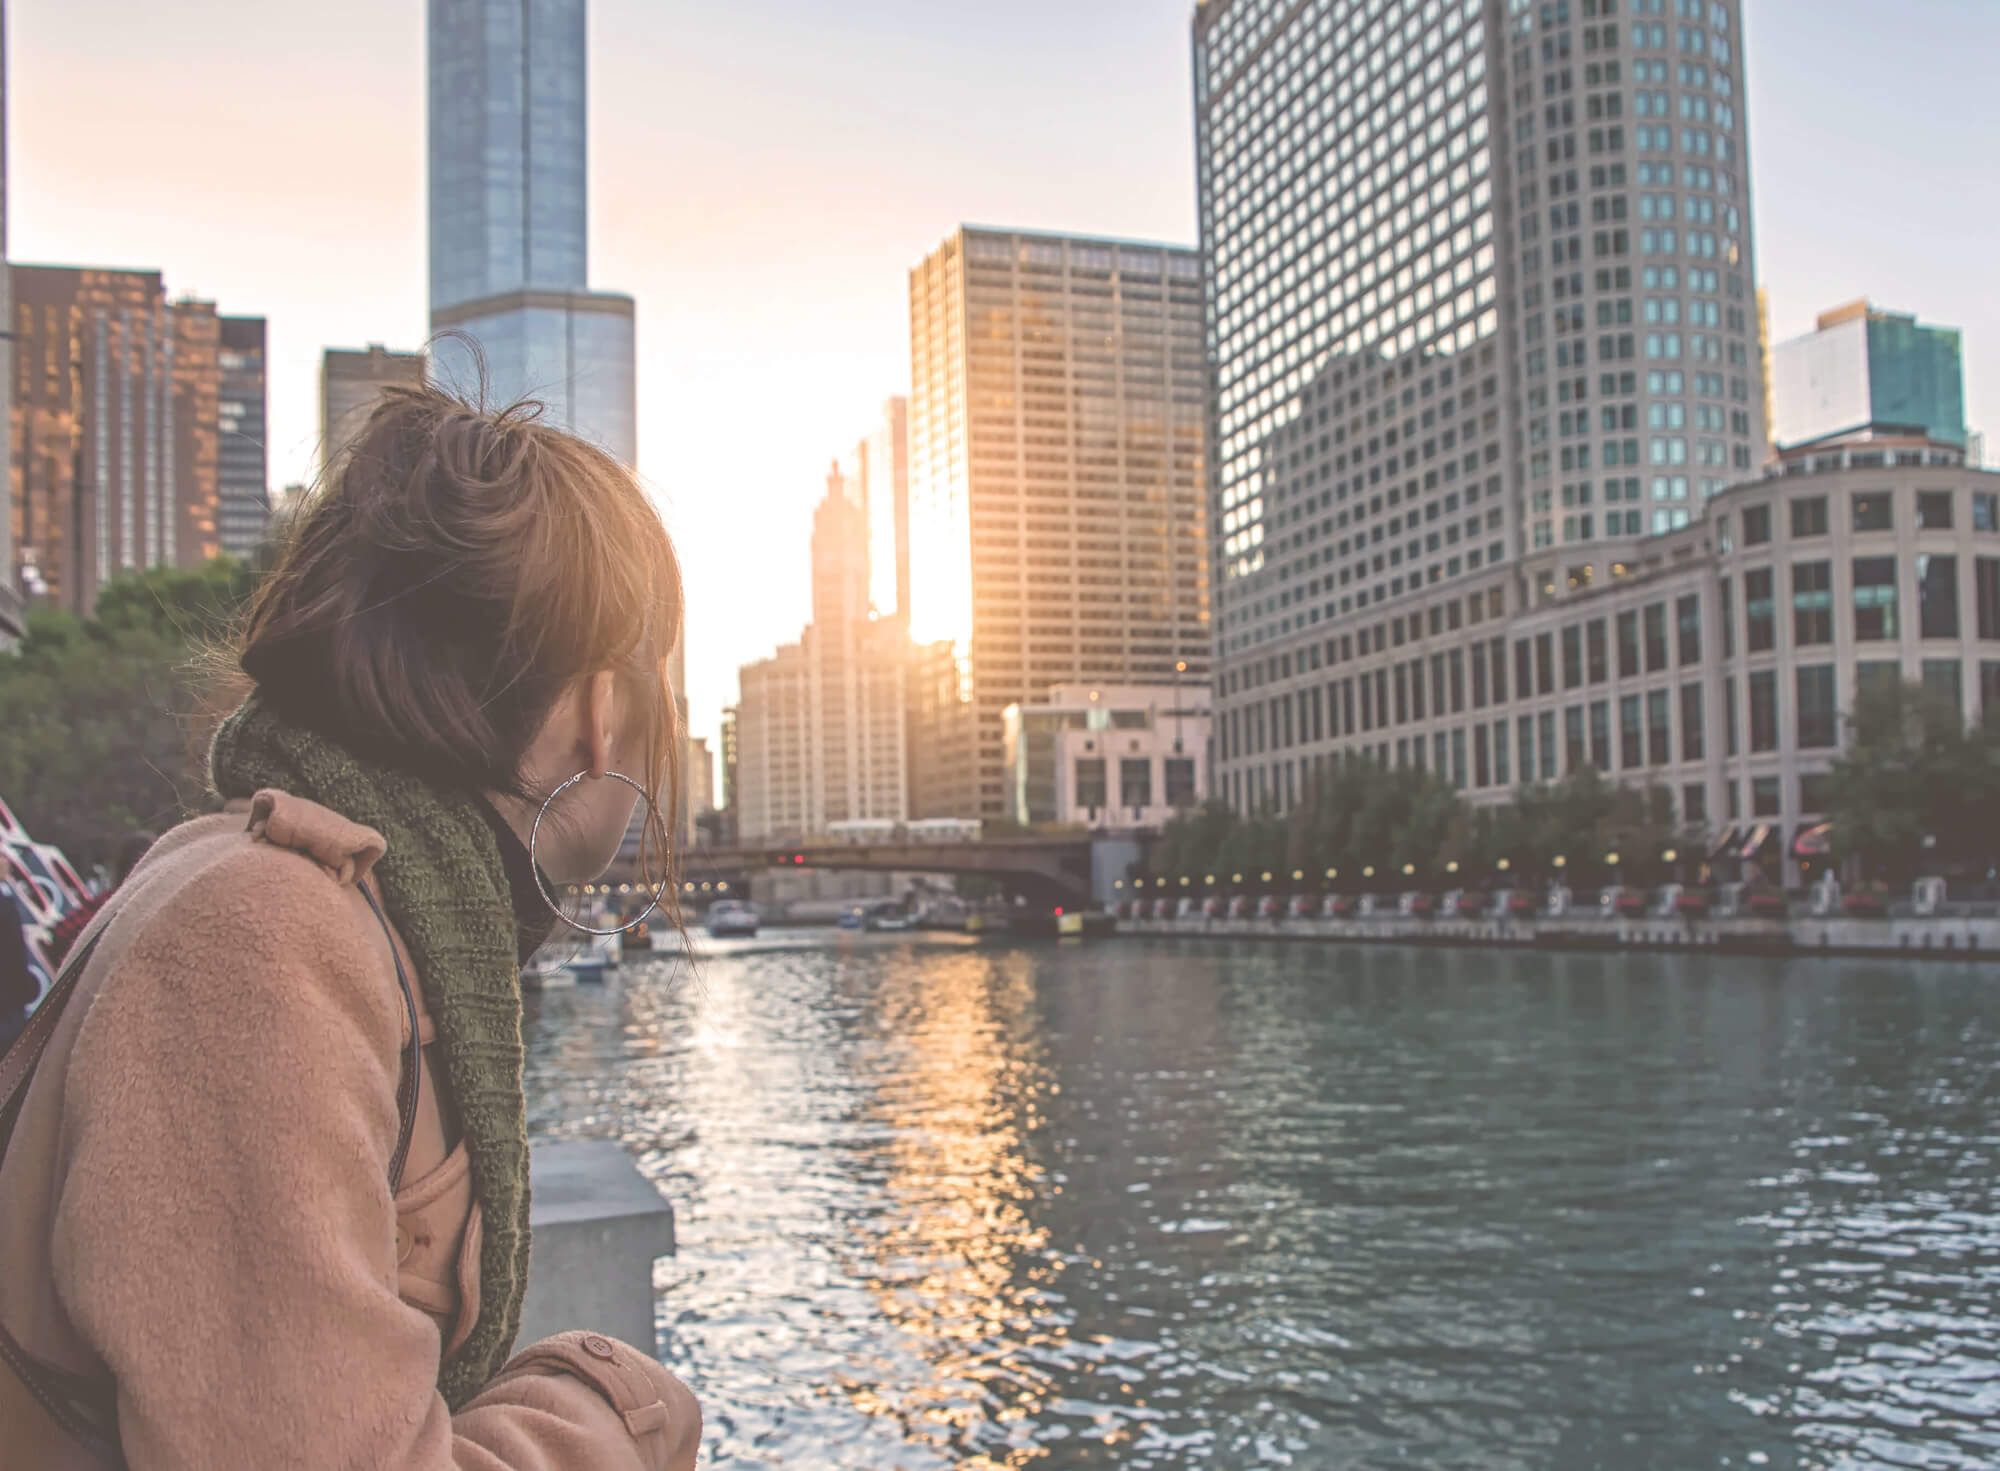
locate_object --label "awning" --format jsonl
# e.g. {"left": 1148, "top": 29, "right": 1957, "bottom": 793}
{"left": 1707, "top": 825, "right": 1742, "bottom": 860}
{"left": 1793, "top": 822, "right": 1833, "bottom": 858}
{"left": 1739, "top": 823, "right": 1775, "bottom": 861}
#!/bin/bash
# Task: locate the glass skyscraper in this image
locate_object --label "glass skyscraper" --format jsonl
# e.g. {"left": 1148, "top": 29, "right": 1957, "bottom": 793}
{"left": 1772, "top": 300, "right": 1966, "bottom": 452}
{"left": 427, "top": 0, "right": 635, "bottom": 466}
{"left": 1195, "top": 0, "right": 1765, "bottom": 816}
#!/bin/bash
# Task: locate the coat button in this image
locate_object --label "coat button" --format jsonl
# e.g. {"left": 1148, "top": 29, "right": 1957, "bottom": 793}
{"left": 583, "top": 1334, "right": 616, "bottom": 1360}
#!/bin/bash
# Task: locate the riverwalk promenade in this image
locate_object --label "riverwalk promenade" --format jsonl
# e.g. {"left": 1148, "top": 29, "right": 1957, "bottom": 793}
{"left": 1118, "top": 906, "right": 2000, "bottom": 959}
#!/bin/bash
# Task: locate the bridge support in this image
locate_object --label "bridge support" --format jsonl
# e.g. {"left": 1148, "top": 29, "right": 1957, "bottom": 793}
{"left": 1090, "top": 836, "right": 1144, "bottom": 909}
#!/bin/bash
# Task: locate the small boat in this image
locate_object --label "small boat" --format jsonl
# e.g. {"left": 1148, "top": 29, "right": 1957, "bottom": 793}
{"left": 865, "top": 911, "right": 914, "bottom": 933}
{"left": 705, "top": 899, "right": 760, "bottom": 938}
{"left": 837, "top": 907, "right": 866, "bottom": 931}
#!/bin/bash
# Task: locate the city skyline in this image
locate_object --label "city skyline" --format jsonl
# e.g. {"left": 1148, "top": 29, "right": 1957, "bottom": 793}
{"left": 9, "top": 0, "right": 1998, "bottom": 746}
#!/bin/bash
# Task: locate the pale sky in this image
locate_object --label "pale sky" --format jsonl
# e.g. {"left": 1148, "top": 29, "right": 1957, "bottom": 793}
{"left": 12, "top": 0, "right": 1998, "bottom": 748}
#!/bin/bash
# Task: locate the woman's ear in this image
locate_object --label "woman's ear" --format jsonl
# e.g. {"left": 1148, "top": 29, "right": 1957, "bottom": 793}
{"left": 585, "top": 669, "right": 618, "bottom": 778}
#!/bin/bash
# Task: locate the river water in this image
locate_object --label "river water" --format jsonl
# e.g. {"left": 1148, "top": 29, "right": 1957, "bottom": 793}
{"left": 523, "top": 934, "right": 2000, "bottom": 1470}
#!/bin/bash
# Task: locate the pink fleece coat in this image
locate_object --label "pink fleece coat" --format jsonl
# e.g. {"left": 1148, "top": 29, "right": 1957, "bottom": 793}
{"left": 0, "top": 791, "right": 700, "bottom": 1470}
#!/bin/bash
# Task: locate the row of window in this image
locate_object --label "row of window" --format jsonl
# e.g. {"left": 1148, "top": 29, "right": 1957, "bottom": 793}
{"left": 1227, "top": 661, "right": 2000, "bottom": 827}
{"left": 1221, "top": 552, "right": 2000, "bottom": 760}
{"left": 1733, "top": 487, "right": 1999, "bottom": 544}
{"left": 1073, "top": 756, "right": 1199, "bottom": 812}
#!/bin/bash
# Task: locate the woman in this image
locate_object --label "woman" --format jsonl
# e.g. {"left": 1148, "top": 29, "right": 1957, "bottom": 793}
{"left": 0, "top": 387, "right": 700, "bottom": 1470}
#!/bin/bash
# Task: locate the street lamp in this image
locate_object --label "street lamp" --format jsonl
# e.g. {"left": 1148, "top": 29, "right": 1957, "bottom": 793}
{"left": 1445, "top": 860, "right": 1459, "bottom": 874}
{"left": 1174, "top": 660, "right": 1188, "bottom": 756}
{"left": 1205, "top": 874, "right": 1216, "bottom": 885}
{"left": 1260, "top": 871, "right": 1273, "bottom": 883}
{"left": 1401, "top": 863, "right": 1415, "bottom": 876}
{"left": 1291, "top": 869, "right": 1304, "bottom": 881}
{"left": 1363, "top": 865, "right": 1376, "bottom": 878}
{"left": 1497, "top": 858, "right": 1511, "bottom": 871}
{"left": 1606, "top": 852, "right": 1621, "bottom": 867}
{"left": 1325, "top": 868, "right": 1338, "bottom": 880}
{"left": 1662, "top": 848, "right": 1678, "bottom": 864}
{"left": 1553, "top": 855, "right": 1568, "bottom": 869}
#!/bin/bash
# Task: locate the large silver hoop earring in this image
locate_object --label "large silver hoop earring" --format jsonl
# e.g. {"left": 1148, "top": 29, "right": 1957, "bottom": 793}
{"left": 529, "top": 770, "right": 668, "bottom": 936}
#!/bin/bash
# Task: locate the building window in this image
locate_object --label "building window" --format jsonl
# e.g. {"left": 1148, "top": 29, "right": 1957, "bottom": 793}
{"left": 1646, "top": 689, "right": 1671, "bottom": 765}
{"left": 1792, "top": 560, "right": 1833, "bottom": 644}
{"left": 1922, "top": 659, "right": 1963, "bottom": 713}
{"left": 1980, "top": 558, "right": 2000, "bottom": 641}
{"left": 1474, "top": 725, "right": 1491, "bottom": 787}
{"left": 1918, "top": 554, "right": 1960, "bottom": 639}
{"left": 1723, "top": 675, "right": 1738, "bottom": 756}
{"left": 1983, "top": 661, "right": 2000, "bottom": 722}
{"left": 1565, "top": 706, "right": 1587, "bottom": 773}
{"left": 1680, "top": 681, "right": 1704, "bottom": 761}
{"left": 1852, "top": 491, "right": 1893, "bottom": 532}
{"left": 1748, "top": 669, "right": 1778, "bottom": 752}
{"left": 1677, "top": 593, "right": 1702, "bottom": 664}
{"left": 1075, "top": 757, "right": 1107, "bottom": 809}
{"left": 1853, "top": 556, "right": 1898, "bottom": 640}
{"left": 1741, "top": 503, "right": 1771, "bottom": 544}
{"left": 1589, "top": 700, "right": 1612, "bottom": 770}
{"left": 1744, "top": 567, "right": 1775, "bottom": 652}
{"left": 1719, "top": 575, "right": 1735, "bottom": 657}
{"left": 1616, "top": 611, "right": 1640, "bottom": 677}
{"left": 1643, "top": 602, "right": 1669, "bottom": 671}
{"left": 1917, "top": 490, "right": 1954, "bottom": 530}
{"left": 1683, "top": 782, "right": 1707, "bottom": 824}
{"left": 1537, "top": 633, "right": 1556, "bottom": 694}
{"left": 1974, "top": 492, "right": 1998, "bottom": 532}
{"left": 1790, "top": 495, "right": 1828, "bottom": 538}
{"left": 1587, "top": 620, "right": 1609, "bottom": 684}
{"left": 1857, "top": 660, "right": 1902, "bottom": 701}
{"left": 1539, "top": 711, "right": 1558, "bottom": 780}
{"left": 1519, "top": 714, "right": 1536, "bottom": 786}
{"left": 1799, "top": 770, "right": 1832, "bottom": 813}
{"left": 1563, "top": 625, "right": 1584, "bottom": 689}
{"left": 1120, "top": 758, "right": 1153, "bottom": 811}
{"left": 1164, "top": 758, "right": 1197, "bottom": 807}
{"left": 1620, "top": 694, "right": 1643, "bottom": 768}
{"left": 1751, "top": 774, "right": 1781, "bottom": 817}
{"left": 1796, "top": 664, "right": 1836, "bottom": 749}
{"left": 1494, "top": 719, "right": 1512, "bottom": 786}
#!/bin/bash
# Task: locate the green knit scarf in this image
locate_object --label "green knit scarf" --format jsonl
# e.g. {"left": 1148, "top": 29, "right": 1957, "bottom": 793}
{"left": 210, "top": 694, "right": 528, "bottom": 1407}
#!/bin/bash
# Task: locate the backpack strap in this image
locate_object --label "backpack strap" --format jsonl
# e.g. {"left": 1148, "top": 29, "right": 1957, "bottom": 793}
{"left": 0, "top": 881, "right": 423, "bottom": 1464}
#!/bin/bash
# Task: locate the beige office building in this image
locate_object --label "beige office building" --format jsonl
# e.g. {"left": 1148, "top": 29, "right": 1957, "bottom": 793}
{"left": 906, "top": 226, "right": 1210, "bottom": 821}
{"left": 320, "top": 345, "right": 426, "bottom": 472}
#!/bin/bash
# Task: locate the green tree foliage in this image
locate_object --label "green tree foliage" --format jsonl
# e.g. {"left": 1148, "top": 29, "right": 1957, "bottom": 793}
{"left": 1824, "top": 680, "right": 2000, "bottom": 883}
{"left": 1151, "top": 761, "right": 1688, "bottom": 891}
{"left": 0, "top": 560, "right": 255, "bottom": 867}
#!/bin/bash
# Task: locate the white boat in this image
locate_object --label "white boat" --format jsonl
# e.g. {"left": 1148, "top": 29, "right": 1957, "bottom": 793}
{"left": 705, "top": 900, "right": 760, "bottom": 938}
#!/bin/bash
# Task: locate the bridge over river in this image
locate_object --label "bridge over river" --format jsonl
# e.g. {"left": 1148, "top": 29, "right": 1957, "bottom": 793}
{"left": 604, "top": 833, "right": 1145, "bottom": 909}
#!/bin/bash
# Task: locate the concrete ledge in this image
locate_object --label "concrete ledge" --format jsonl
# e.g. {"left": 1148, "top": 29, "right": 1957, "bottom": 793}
{"left": 518, "top": 1139, "right": 676, "bottom": 1355}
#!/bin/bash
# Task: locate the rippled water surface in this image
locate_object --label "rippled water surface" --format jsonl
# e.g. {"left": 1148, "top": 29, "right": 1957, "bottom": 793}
{"left": 523, "top": 936, "right": 2000, "bottom": 1470}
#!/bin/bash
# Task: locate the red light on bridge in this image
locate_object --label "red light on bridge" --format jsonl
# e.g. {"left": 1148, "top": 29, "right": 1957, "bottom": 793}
{"left": 1053, "top": 907, "right": 1064, "bottom": 916}
{"left": 793, "top": 854, "right": 805, "bottom": 865}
